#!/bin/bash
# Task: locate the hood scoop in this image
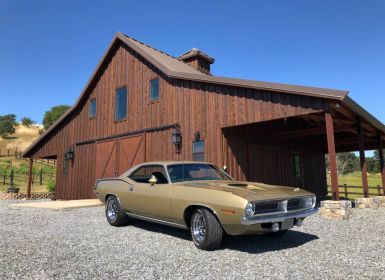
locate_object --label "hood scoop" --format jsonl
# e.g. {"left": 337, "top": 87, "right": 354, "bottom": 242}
{"left": 227, "top": 183, "right": 248, "bottom": 187}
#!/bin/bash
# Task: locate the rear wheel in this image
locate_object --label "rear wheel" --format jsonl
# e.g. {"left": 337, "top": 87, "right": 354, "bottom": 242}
{"left": 105, "top": 196, "right": 129, "bottom": 226}
{"left": 190, "top": 208, "right": 223, "bottom": 250}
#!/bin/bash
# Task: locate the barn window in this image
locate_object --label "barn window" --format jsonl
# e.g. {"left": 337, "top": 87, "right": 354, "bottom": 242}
{"left": 115, "top": 87, "right": 127, "bottom": 121}
{"left": 293, "top": 154, "right": 301, "bottom": 178}
{"left": 150, "top": 78, "right": 159, "bottom": 101}
{"left": 192, "top": 140, "right": 205, "bottom": 161}
{"left": 89, "top": 98, "right": 96, "bottom": 118}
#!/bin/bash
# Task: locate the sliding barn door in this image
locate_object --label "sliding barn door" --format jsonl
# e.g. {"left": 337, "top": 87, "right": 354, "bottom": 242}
{"left": 95, "top": 134, "right": 146, "bottom": 179}
{"left": 95, "top": 139, "right": 118, "bottom": 179}
{"left": 118, "top": 135, "right": 145, "bottom": 174}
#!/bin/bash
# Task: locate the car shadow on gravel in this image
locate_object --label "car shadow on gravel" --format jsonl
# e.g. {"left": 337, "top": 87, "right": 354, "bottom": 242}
{"left": 222, "top": 231, "right": 319, "bottom": 253}
{"left": 129, "top": 219, "right": 318, "bottom": 253}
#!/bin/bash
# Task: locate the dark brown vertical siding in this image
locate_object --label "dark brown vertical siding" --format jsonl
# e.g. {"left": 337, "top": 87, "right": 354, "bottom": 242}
{"left": 27, "top": 42, "right": 329, "bottom": 199}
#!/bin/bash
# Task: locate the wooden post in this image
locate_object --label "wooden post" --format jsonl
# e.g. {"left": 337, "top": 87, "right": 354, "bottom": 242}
{"left": 377, "top": 131, "right": 385, "bottom": 194}
{"left": 325, "top": 112, "right": 339, "bottom": 200}
{"left": 39, "top": 168, "right": 43, "bottom": 185}
{"left": 357, "top": 119, "right": 369, "bottom": 198}
{"left": 27, "top": 158, "right": 33, "bottom": 198}
{"left": 344, "top": 184, "right": 348, "bottom": 198}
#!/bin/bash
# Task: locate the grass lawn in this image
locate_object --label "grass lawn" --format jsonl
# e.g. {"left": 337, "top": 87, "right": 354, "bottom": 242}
{"left": 327, "top": 171, "right": 383, "bottom": 199}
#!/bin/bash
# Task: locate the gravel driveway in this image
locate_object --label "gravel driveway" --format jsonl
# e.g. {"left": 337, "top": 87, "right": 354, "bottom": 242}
{"left": 1, "top": 200, "right": 385, "bottom": 280}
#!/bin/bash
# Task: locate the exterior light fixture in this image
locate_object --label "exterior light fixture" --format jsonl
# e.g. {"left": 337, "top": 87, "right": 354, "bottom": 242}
{"left": 172, "top": 127, "right": 181, "bottom": 152}
{"left": 65, "top": 148, "right": 74, "bottom": 160}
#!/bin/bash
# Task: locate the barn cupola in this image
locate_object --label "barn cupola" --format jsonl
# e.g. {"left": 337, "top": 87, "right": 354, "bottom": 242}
{"left": 178, "top": 48, "right": 214, "bottom": 75}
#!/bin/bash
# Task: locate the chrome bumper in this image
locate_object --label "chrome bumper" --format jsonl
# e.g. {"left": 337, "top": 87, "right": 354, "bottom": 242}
{"left": 240, "top": 207, "right": 319, "bottom": 225}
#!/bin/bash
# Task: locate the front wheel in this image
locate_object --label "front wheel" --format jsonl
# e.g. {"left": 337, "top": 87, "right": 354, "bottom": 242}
{"left": 105, "top": 196, "right": 129, "bottom": 226}
{"left": 190, "top": 208, "right": 223, "bottom": 250}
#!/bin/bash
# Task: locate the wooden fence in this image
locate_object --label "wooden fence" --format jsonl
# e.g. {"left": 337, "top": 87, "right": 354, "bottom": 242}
{"left": 328, "top": 185, "right": 384, "bottom": 199}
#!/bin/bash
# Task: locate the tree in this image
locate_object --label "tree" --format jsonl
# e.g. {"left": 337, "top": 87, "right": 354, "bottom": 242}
{"left": 42, "top": 105, "right": 70, "bottom": 130}
{"left": 21, "top": 117, "right": 35, "bottom": 127}
{"left": 0, "top": 114, "right": 17, "bottom": 137}
{"left": 336, "top": 152, "right": 359, "bottom": 176}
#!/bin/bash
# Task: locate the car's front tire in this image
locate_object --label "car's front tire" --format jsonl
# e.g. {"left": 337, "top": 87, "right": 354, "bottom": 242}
{"left": 190, "top": 208, "right": 223, "bottom": 250}
{"left": 105, "top": 196, "right": 129, "bottom": 227}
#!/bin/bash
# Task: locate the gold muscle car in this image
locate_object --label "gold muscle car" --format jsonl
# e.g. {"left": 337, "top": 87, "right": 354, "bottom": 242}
{"left": 94, "top": 161, "right": 318, "bottom": 250}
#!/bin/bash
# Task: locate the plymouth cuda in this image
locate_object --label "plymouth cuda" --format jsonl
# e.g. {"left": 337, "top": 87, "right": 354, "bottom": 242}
{"left": 94, "top": 161, "right": 318, "bottom": 250}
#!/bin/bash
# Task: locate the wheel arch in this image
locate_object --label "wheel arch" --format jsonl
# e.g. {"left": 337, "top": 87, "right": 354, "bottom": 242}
{"left": 183, "top": 204, "right": 223, "bottom": 229}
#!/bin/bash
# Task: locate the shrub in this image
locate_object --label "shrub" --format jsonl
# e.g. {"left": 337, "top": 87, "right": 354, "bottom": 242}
{"left": 47, "top": 179, "right": 56, "bottom": 193}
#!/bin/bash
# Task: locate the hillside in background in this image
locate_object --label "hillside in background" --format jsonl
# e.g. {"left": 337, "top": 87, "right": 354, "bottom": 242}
{"left": 0, "top": 125, "right": 41, "bottom": 155}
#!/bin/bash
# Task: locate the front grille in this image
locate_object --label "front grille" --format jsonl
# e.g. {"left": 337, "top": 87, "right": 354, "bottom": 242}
{"left": 287, "top": 198, "right": 302, "bottom": 211}
{"left": 254, "top": 200, "right": 281, "bottom": 215}
{"left": 253, "top": 197, "right": 309, "bottom": 216}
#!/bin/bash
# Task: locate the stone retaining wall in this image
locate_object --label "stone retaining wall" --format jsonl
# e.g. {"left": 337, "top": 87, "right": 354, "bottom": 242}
{"left": 319, "top": 200, "right": 352, "bottom": 220}
{"left": 355, "top": 197, "right": 380, "bottom": 209}
{"left": 0, "top": 192, "right": 53, "bottom": 200}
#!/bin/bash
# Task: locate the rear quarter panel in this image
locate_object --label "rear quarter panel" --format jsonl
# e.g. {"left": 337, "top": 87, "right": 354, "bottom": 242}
{"left": 94, "top": 178, "right": 131, "bottom": 205}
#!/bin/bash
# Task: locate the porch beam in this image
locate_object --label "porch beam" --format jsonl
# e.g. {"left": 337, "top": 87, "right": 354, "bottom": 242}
{"left": 325, "top": 112, "right": 339, "bottom": 200}
{"left": 357, "top": 118, "right": 369, "bottom": 198}
{"left": 27, "top": 158, "right": 33, "bottom": 198}
{"left": 377, "top": 131, "right": 385, "bottom": 193}
{"left": 274, "top": 126, "right": 355, "bottom": 139}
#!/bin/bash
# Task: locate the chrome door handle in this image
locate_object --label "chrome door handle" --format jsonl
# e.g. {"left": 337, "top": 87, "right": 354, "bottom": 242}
{"left": 129, "top": 186, "right": 134, "bottom": 192}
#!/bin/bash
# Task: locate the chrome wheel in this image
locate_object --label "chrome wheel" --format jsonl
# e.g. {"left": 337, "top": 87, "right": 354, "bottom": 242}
{"left": 107, "top": 199, "right": 118, "bottom": 222}
{"left": 191, "top": 211, "right": 206, "bottom": 243}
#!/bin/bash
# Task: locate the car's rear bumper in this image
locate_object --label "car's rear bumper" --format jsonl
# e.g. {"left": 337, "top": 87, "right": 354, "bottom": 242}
{"left": 240, "top": 207, "right": 319, "bottom": 225}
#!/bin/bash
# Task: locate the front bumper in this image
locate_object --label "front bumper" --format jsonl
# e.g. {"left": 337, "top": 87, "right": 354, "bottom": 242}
{"left": 240, "top": 207, "right": 319, "bottom": 225}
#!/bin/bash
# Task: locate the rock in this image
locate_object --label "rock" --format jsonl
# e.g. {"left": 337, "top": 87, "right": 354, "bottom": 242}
{"left": 319, "top": 200, "right": 352, "bottom": 220}
{"left": 355, "top": 197, "right": 380, "bottom": 209}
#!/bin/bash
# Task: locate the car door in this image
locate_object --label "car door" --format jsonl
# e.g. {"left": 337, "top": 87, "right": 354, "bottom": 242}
{"left": 126, "top": 164, "right": 172, "bottom": 221}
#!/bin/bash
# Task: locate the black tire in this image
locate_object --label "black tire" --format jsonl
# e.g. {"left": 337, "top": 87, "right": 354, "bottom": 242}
{"left": 190, "top": 208, "right": 223, "bottom": 250}
{"left": 267, "top": 229, "right": 288, "bottom": 237}
{"left": 105, "top": 196, "right": 129, "bottom": 227}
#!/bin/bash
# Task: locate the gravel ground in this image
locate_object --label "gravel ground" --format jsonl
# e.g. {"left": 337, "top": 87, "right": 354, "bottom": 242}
{"left": 1, "top": 200, "right": 385, "bottom": 280}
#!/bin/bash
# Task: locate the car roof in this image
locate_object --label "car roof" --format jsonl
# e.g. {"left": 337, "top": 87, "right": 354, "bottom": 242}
{"left": 137, "top": 161, "right": 212, "bottom": 166}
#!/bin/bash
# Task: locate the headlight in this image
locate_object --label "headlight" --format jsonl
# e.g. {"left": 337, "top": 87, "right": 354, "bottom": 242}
{"left": 245, "top": 202, "right": 255, "bottom": 216}
{"left": 304, "top": 196, "right": 316, "bottom": 208}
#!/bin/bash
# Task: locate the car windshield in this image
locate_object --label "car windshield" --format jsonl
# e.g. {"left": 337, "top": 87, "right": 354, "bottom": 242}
{"left": 167, "top": 163, "right": 232, "bottom": 183}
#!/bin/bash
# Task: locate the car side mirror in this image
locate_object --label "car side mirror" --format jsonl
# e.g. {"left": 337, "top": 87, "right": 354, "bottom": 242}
{"left": 148, "top": 175, "right": 158, "bottom": 186}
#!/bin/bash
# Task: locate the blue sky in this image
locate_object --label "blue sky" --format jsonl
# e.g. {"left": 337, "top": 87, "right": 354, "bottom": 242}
{"left": 0, "top": 0, "right": 384, "bottom": 125}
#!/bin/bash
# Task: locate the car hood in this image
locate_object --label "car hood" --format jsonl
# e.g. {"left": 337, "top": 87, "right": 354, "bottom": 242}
{"left": 182, "top": 180, "right": 313, "bottom": 201}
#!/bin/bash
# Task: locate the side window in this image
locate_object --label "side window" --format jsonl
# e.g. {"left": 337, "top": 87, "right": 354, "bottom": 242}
{"left": 115, "top": 87, "right": 127, "bottom": 121}
{"left": 89, "top": 98, "right": 96, "bottom": 118}
{"left": 150, "top": 78, "right": 159, "bottom": 101}
{"left": 129, "top": 165, "right": 168, "bottom": 184}
{"left": 293, "top": 154, "right": 301, "bottom": 178}
{"left": 192, "top": 140, "right": 205, "bottom": 161}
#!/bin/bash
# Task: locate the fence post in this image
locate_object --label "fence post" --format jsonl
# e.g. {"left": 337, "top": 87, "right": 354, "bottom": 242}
{"left": 7, "top": 149, "right": 10, "bottom": 156}
{"left": 3, "top": 174, "right": 5, "bottom": 185}
{"left": 378, "top": 185, "right": 381, "bottom": 196}
{"left": 10, "top": 169, "right": 14, "bottom": 187}
{"left": 39, "top": 168, "right": 43, "bottom": 185}
{"left": 344, "top": 184, "right": 348, "bottom": 199}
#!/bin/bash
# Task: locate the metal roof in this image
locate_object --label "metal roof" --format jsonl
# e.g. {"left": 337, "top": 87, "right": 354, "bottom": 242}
{"left": 22, "top": 32, "right": 384, "bottom": 157}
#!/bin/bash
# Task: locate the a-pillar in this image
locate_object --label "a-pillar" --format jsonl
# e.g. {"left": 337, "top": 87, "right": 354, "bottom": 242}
{"left": 325, "top": 112, "right": 339, "bottom": 200}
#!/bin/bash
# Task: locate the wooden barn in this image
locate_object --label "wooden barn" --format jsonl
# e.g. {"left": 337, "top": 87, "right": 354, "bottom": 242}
{"left": 23, "top": 32, "right": 385, "bottom": 200}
